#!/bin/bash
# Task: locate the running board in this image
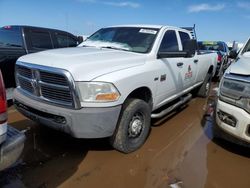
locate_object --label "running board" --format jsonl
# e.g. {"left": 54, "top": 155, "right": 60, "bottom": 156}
{"left": 151, "top": 93, "right": 192, "bottom": 118}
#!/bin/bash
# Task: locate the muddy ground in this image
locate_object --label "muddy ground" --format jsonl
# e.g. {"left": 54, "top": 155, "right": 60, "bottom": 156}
{"left": 1, "top": 87, "right": 250, "bottom": 188}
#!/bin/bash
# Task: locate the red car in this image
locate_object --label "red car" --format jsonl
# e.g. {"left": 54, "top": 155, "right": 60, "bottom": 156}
{"left": 0, "top": 70, "right": 25, "bottom": 171}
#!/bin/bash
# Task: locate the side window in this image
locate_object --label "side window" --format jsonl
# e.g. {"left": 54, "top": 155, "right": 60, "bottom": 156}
{"left": 179, "top": 31, "right": 191, "bottom": 50}
{"left": 159, "top": 30, "right": 179, "bottom": 52}
{"left": 56, "top": 33, "right": 77, "bottom": 48}
{"left": 30, "top": 31, "right": 53, "bottom": 49}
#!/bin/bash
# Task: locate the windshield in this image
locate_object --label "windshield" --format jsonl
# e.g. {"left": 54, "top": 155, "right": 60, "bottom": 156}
{"left": 198, "top": 41, "right": 224, "bottom": 52}
{"left": 0, "top": 28, "right": 23, "bottom": 48}
{"left": 241, "top": 39, "right": 250, "bottom": 54}
{"left": 80, "top": 27, "right": 159, "bottom": 53}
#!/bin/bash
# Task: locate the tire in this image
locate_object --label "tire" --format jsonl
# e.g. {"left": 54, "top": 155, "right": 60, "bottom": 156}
{"left": 196, "top": 73, "right": 212, "bottom": 98}
{"left": 110, "top": 98, "right": 151, "bottom": 153}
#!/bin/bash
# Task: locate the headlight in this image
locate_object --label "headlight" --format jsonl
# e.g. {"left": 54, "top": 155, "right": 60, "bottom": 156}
{"left": 220, "top": 77, "right": 250, "bottom": 113}
{"left": 76, "top": 82, "right": 120, "bottom": 102}
{"left": 220, "top": 78, "right": 246, "bottom": 100}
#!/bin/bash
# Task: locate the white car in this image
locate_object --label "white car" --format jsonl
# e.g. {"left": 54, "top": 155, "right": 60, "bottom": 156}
{"left": 13, "top": 25, "right": 216, "bottom": 153}
{"left": 215, "top": 38, "right": 250, "bottom": 145}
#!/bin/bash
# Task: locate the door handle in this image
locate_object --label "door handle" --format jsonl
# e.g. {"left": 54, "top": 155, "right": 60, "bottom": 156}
{"left": 194, "top": 59, "right": 199, "bottom": 63}
{"left": 177, "top": 62, "right": 184, "bottom": 67}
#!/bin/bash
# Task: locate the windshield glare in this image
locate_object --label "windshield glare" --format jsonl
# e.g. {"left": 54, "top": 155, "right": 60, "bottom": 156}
{"left": 82, "top": 27, "right": 159, "bottom": 53}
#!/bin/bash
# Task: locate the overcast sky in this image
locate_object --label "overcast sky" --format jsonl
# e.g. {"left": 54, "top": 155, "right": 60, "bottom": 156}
{"left": 0, "top": 0, "right": 249, "bottom": 42}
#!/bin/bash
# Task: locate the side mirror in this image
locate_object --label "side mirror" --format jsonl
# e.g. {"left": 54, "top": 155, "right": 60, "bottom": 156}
{"left": 229, "top": 50, "right": 238, "bottom": 59}
{"left": 183, "top": 39, "right": 197, "bottom": 57}
{"left": 77, "top": 36, "right": 84, "bottom": 44}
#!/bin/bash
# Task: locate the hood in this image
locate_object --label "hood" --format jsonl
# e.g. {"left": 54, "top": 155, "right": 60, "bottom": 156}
{"left": 228, "top": 54, "right": 250, "bottom": 76}
{"left": 18, "top": 47, "right": 146, "bottom": 81}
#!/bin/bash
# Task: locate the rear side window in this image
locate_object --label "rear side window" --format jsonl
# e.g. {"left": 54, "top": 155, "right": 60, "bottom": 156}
{"left": 56, "top": 33, "right": 77, "bottom": 47}
{"left": 30, "top": 31, "right": 53, "bottom": 49}
{"left": 0, "top": 30, "right": 23, "bottom": 48}
{"left": 159, "top": 30, "right": 179, "bottom": 52}
{"left": 179, "top": 31, "right": 191, "bottom": 50}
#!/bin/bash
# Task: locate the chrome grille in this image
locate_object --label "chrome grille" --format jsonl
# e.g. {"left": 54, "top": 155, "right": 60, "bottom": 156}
{"left": 40, "top": 71, "right": 68, "bottom": 86}
{"left": 18, "top": 76, "right": 33, "bottom": 93}
{"left": 41, "top": 85, "right": 72, "bottom": 103}
{"left": 17, "top": 66, "right": 32, "bottom": 78}
{"left": 16, "top": 63, "right": 79, "bottom": 108}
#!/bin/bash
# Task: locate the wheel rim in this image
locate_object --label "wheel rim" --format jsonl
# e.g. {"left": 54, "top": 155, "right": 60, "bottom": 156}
{"left": 128, "top": 112, "right": 144, "bottom": 138}
{"left": 205, "top": 79, "right": 211, "bottom": 95}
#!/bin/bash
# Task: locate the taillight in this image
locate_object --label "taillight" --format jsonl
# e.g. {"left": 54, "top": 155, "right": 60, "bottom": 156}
{"left": 217, "top": 55, "right": 222, "bottom": 62}
{"left": 3, "top": 26, "right": 11, "bottom": 30}
{"left": 0, "top": 70, "right": 7, "bottom": 123}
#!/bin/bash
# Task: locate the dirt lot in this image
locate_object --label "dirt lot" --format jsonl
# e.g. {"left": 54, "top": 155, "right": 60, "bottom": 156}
{"left": 1, "top": 87, "right": 250, "bottom": 188}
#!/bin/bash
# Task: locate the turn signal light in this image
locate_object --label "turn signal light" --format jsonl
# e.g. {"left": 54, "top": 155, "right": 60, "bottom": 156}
{"left": 96, "top": 93, "right": 119, "bottom": 101}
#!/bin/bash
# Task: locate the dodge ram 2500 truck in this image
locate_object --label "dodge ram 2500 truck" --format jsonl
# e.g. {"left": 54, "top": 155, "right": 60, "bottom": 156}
{"left": 215, "top": 37, "right": 250, "bottom": 146}
{"left": 13, "top": 25, "right": 216, "bottom": 153}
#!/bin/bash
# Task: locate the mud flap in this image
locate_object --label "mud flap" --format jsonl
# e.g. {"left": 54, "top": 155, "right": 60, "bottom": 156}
{"left": 0, "top": 126, "right": 25, "bottom": 171}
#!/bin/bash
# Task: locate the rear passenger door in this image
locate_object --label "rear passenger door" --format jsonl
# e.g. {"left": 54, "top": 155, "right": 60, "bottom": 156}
{"left": 24, "top": 28, "right": 53, "bottom": 53}
{"left": 177, "top": 31, "right": 197, "bottom": 92}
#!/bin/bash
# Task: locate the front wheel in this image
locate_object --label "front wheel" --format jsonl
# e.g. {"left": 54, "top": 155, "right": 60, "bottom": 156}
{"left": 110, "top": 98, "right": 151, "bottom": 153}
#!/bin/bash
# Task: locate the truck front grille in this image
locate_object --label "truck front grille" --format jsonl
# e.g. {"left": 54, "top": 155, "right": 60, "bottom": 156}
{"left": 18, "top": 76, "right": 33, "bottom": 93}
{"left": 16, "top": 63, "right": 80, "bottom": 109}
{"left": 41, "top": 85, "right": 72, "bottom": 103}
{"left": 40, "top": 71, "right": 69, "bottom": 86}
{"left": 17, "top": 66, "right": 32, "bottom": 78}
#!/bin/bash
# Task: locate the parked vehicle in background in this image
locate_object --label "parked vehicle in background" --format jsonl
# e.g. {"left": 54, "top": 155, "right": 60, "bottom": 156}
{"left": 215, "top": 37, "right": 250, "bottom": 146}
{"left": 0, "top": 70, "right": 25, "bottom": 171}
{"left": 0, "top": 25, "right": 81, "bottom": 90}
{"left": 198, "top": 41, "right": 230, "bottom": 79}
{"left": 14, "top": 25, "right": 217, "bottom": 153}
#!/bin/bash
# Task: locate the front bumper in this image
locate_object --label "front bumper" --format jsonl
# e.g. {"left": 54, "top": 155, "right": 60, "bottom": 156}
{"left": 13, "top": 89, "right": 121, "bottom": 138}
{"left": 0, "top": 126, "right": 25, "bottom": 171}
{"left": 216, "top": 99, "right": 250, "bottom": 143}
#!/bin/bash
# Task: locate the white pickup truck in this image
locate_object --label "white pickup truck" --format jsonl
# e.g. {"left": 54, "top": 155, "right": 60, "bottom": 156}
{"left": 215, "top": 37, "right": 250, "bottom": 146}
{"left": 13, "top": 25, "right": 216, "bottom": 153}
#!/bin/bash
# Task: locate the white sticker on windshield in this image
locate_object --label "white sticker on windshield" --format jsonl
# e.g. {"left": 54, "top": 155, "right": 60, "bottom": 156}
{"left": 139, "top": 29, "right": 157, "bottom": 35}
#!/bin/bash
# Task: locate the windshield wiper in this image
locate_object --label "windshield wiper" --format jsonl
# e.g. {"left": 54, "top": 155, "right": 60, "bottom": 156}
{"left": 81, "top": 45, "right": 95, "bottom": 48}
{"left": 101, "top": 46, "right": 130, "bottom": 51}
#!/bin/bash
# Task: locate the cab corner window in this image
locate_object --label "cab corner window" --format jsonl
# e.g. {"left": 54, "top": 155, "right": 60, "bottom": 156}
{"left": 159, "top": 30, "right": 179, "bottom": 52}
{"left": 179, "top": 31, "right": 191, "bottom": 50}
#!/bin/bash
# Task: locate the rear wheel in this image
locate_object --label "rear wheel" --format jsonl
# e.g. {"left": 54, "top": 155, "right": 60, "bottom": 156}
{"left": 195, "top": 72, "right": 212, "bottom": 98}
{"left": 110, "top": 98, "right": 151, "bottom": 153}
